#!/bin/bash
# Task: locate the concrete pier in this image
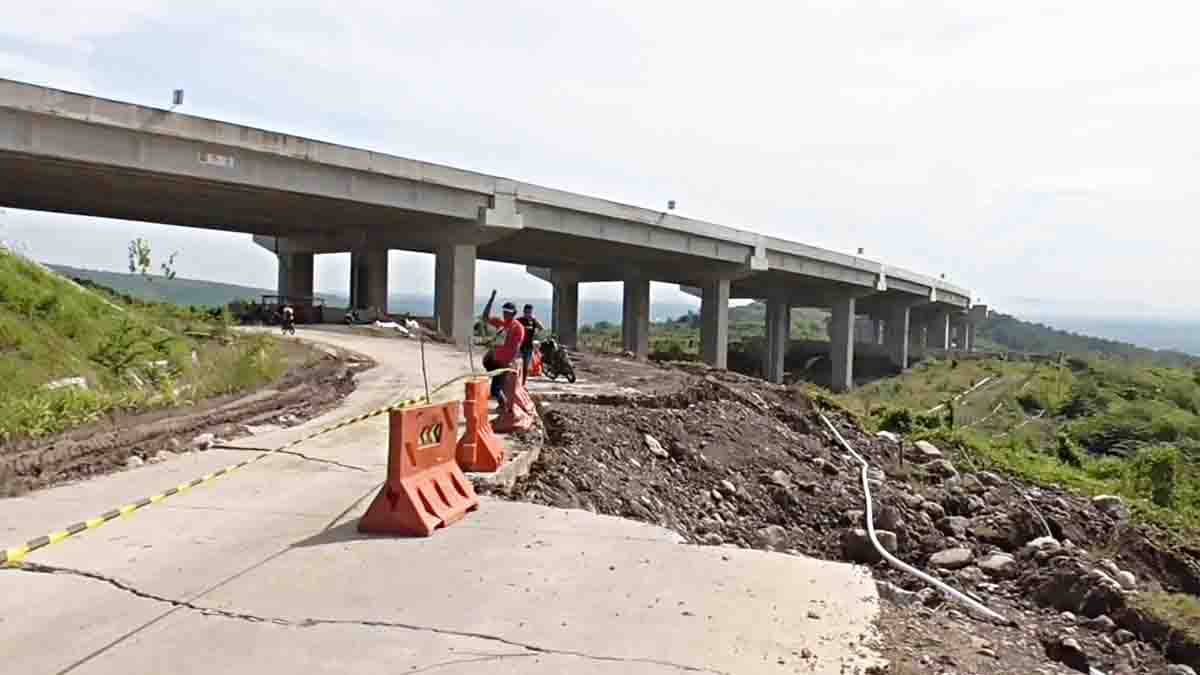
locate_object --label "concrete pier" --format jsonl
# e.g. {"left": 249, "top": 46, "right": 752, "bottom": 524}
{"left": 883, "top": 304, "right": 910, "bottom": 369}
{"left": 276, "top": 251, "right": 313, "bottom": 300}
{"left": 764, "top": 296, "right": 791, "bottom": 384}
{"left": 700, "top": 279, "right": 730, "bottom": 369}
{"left": 829, "top": 296, "right": 856, "bottom": 392}
{"left": 349, "top": 249, "right": 388, "bottom": 313}
{"left": 434, "top": 244, "right": 476, "bottom": 345}
{"left": 622, "top": 274, "right": 650, "bottom": 358}
{"left": 550, "top": 269, "right": 580, "bottom": 349}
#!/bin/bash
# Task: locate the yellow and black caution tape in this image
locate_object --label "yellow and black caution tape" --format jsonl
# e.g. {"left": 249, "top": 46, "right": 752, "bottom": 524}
{"left": 0, "top": 369, "right": 514, "bottom": 567}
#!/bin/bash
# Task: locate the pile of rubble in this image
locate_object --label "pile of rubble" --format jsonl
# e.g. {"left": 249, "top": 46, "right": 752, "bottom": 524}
{"left": 507, "top": 366, "right": 1200, "bottom": 674}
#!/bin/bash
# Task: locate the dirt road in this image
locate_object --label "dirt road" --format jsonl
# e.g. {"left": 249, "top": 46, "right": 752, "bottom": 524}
{"left": 0, "top": 328, "right": 882, "bottom": 674}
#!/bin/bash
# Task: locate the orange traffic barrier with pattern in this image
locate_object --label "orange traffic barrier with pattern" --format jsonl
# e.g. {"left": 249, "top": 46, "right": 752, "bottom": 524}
{"left": 358, "top": 401, "right": 479, "bottom": 536}
{"left": 456, "top": 377, "right": 505, "bottom": 472}
{"left": 493, "top": 363, "right": 535, "bottom": 433}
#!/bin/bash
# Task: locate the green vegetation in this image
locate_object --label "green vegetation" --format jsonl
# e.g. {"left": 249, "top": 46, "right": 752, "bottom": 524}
{"left": 579, "top": 303, "right": 829, "bottom": 358}
{"left": 0, "top": 250, "right": 287, "bottom": 444}
{"left": 844, "top": 353, "right": 1200, "bottom": 533}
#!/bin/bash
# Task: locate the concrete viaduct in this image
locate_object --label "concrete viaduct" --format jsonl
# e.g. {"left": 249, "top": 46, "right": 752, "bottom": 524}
{"left": 0, "top": 78, "right": 981, "bottom": 391}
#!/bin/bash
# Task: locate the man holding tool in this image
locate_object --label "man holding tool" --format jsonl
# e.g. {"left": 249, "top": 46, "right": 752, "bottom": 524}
{"left": 481, "top": 290, "right": 525, "bottom": 410}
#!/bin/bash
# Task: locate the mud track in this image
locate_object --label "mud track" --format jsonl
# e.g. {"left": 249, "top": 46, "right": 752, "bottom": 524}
{"left": 0, "top": 347, "right": 369, "bottom": 496}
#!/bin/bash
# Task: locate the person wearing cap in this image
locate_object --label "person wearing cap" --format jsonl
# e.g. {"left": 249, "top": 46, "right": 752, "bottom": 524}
{"left": 516, "top": 304, "right": 545, "bottom": 384}
{"left": 483, "top": 298, "right": 526, "bottom": 410}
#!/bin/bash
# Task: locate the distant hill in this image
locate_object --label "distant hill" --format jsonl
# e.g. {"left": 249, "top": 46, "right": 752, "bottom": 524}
{"left": 977, "top": 312, "right": 1199, "bottom": 367}
{"left": 45, "top": 265, "right": 697, "bottom": 325}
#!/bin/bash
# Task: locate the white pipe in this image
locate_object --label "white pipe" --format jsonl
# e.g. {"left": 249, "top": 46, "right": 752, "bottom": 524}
{"left": 818, "top": 412, "right": 1014, "bottom": 625}
{"left": 921, "top": 374, "right": 998, "bottom": 413}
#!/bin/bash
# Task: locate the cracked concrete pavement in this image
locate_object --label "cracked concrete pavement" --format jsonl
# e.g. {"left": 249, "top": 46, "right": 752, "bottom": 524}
{"left": 0, "top": 327, "right": 883, "bottom": 674}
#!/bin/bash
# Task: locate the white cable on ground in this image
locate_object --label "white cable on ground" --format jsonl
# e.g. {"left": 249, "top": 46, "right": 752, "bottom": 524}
{"left": 926, "top": 376, "right": 995, "bottom": 414}
{"left": 818, "top": 412, "right": 1014, "bottom": 626}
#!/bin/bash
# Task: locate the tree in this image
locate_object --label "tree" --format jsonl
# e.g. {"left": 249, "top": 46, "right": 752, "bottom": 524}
{"left": 127, "top": 238, "right": 178, "bottom": 281}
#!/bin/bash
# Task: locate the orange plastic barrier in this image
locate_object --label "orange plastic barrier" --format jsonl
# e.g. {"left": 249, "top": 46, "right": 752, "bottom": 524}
{"left": 530, "top": 350, "right": 544, "bottom": 377}
{"left": 493, "top": 364, "right": 535, "bottom": 433}
{"left": 358, "top": 401, "right": 479, "bottom": 536}
{"left": 456, "top": 377, "right": 505, "bottom": 472}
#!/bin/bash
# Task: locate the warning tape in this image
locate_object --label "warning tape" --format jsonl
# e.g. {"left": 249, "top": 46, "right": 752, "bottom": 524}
{"left": 0, "top": 369, "right": 513, "bottom": 567}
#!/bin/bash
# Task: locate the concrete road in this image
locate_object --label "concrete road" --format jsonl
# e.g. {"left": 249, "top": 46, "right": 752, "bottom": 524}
{"left": 0, "top": 327, "right": 883, "bottom": 674}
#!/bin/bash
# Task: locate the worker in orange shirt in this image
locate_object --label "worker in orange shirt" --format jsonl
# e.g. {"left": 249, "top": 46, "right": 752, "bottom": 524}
{"left": 481, "top": 293, "right": 525, "bottom": 410}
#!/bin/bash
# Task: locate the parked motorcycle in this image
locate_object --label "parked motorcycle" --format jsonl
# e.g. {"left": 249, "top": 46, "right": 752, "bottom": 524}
{"left": 538, "top": 338, "right": 576, "bottom": 383}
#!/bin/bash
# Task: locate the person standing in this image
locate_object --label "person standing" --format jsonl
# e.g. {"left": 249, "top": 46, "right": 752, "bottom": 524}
{"left": 517, "top": 304, "right": 545, "bottom": 384}
{"left": 481, "top": 293, "right": 525, "bottom": 410}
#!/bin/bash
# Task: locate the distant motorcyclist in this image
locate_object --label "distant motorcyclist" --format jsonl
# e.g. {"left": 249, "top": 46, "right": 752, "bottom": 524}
{"left": 281, "top": 305, "right": 296, "bottom": 335}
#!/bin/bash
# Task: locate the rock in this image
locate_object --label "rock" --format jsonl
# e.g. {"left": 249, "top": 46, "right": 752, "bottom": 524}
{"left": 756, "top": 525, "right": 788, "bottom": 549}
{"left": 719, "top": 479, "right": 737, "bottom": 495}
{"left": 843, "top": 509, "right": 865, "bottom": 527}
{"left": 876, "top": 581, "right": 921, "bottom": 607}
{"left": 1115, "top": 570, "right": 1136, "bottom": 590}
{"left": 710, "top": 489, "right": 723, "bottom": 501}
{"left": 876, "top": 505, "right": 904, "bottom": 531}
{"left": 1099, "top": 559, "right": 1121, "bottom": 578}
{"left": 1167, "top": 666, "right": 1198, "bottom": 675}
{"left": 1093, "top": 495, "right": 1130, "bottom": 521}
{"left": 192, "top": 433, "right": 216, "bottom": 450}
{"left": 923, "top": 501, "right": 946, "bottom": 519}
{"left": 914, "top": 440, "right": 943, "bottom": 460}
{"left": 877, "top": 431, "right": 900, "bottom": 444}
{"left": 841, "top": 528, "right": 897, "bottom": 563}
{"left": 956, "top": 474, "right": 987, "bottom": 494}
{"left": 768, "top": 470, "right": 791, "bottom": 488}
{"left": 45, "top": 376, "right": 88, "bottom": 391}
{"left": 643, "top": 434, "right": 669, "bottom": 459}
{"left": 167, "top": 438, "right": 184, "bottom": 453}
{"left": 927, "top": 459, "right": 958, "bottom": 479}
{"left": 125, "top": 455, "right": 144, "bottom": 469}
{"left": 979, "top": 553, "right": 1017, "bottom": 578}
{"left": 1113, "top": 629, "right": 1135, "bottom": 645}
{"left": 944, "top": 493, "right": 985, "bottom": 516}
{"left": 1061, "top": 610, "right": 1078, "bottom": 624}
{"left": 700, "top": 532, "right": 724, "bottom": 546}
{"left": 930, "top": 547, "right": 974, "bottom": 570}
{"left": 978, "top": 471, "right": 1006, "bottom": 487}
{"left": 278, "top": 413, "right": 300, "bottom": 426}
{"left": 1023, "top": 535, "right": 1061, "bottom": 556}
{"left": 1084, "top": 615, "right": 1116, "bottom": 633}
{"left": 1043, "top": 635, "right": 1091, "bottom": 673}
{"left": 149, "top": 450, "right": 171, "bottom": 464}
{"left": 898, "top": 491, "right": 925, "bottom": 509}
{"left": 938, "top": 516, "right": 970, "bottom": 537}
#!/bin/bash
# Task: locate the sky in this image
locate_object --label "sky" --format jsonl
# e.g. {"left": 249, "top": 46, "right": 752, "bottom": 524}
{"left": 1, "top": 1, "right": 1199, "bottom": 318}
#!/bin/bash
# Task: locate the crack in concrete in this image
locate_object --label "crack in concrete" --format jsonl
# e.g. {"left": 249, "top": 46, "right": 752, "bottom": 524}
{"left": 211, "top": 445, "right": 369, "bottom": 472}
{"left": 10, "top": 563, "right": 727, "bottom": 674}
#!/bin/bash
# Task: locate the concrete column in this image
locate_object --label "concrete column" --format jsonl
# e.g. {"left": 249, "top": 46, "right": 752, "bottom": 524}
{"left": 621, "top": 274, "right": 650, "bottom": 358}
{"left": 763, "top": 296, "right": 791, "bottom": 384}
{"left": 908, "top": 318, "right": 925, "bottom": 357}
{"left": 873, "top": 319, "right": 884, "bottom": 345}
{"left": 928, "top": 311, "right": 950, "bottom": 350}
{"left": 434, "top": 244, "right": 477, "bottom": 346}
{"left": 951, "top": 316, "right": 968, "bottom": 350}
{"left": 551, "top": 270, "right": 580, "bottom": 349}
{"left": 883, "top": 304, "right": 910, "bottom": 369}
{"left": 349, "top": 249, "right": 388, "bottom": 312}
{"left": 700, "top": 279, "right": 730, "bottom": 369}
{"left": 829, "top": 295, "right": 856, "bottom": 393}
{"left": 276, "top": 252, "right": 314, "bottom": 300}
{"left": 966, "top": 322, "right": 977, "bottom": 353}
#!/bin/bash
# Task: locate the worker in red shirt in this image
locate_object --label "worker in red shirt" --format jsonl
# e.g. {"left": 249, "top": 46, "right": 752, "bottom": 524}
{"left": 482, "top": 295, "right": 525, "bottom": 410}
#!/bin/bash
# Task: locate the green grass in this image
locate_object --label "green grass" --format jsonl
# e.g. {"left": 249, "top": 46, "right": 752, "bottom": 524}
{"left": 1130, "top": 591, "right": 1200, "bottom": 644}
{"left": 0, "top": 250, "right": 287, "bottom": 444}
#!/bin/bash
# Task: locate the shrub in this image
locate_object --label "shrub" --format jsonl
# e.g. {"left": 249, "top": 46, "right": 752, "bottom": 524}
{"left": 877, "top": 407, "right": 914, "bottom": 434}
{"left": 1126, "top": 445, "right": 1180, "bottom": 507}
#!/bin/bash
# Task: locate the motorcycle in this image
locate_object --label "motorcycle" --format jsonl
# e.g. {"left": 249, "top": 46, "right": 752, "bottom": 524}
{"left": 538, "top": 338, "right": 576, "bottom": 383}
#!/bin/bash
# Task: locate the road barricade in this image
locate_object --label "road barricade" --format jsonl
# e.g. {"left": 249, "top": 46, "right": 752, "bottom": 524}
{"left": 456, "top": 377, "right": 505, "bottom": 472}
{"left": 358, "top": 401, "right": 479, "bottom": 536}
{"left": 493, "top": 364, "right": 535, "bottom": 433}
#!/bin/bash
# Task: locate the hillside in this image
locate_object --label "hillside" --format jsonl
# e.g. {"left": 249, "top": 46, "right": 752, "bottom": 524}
{"left": 978, "top": 311, "right": 1199, "bottom": 367}
{"left": 0, "top": 251, "right": 286, "bottom": 444}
